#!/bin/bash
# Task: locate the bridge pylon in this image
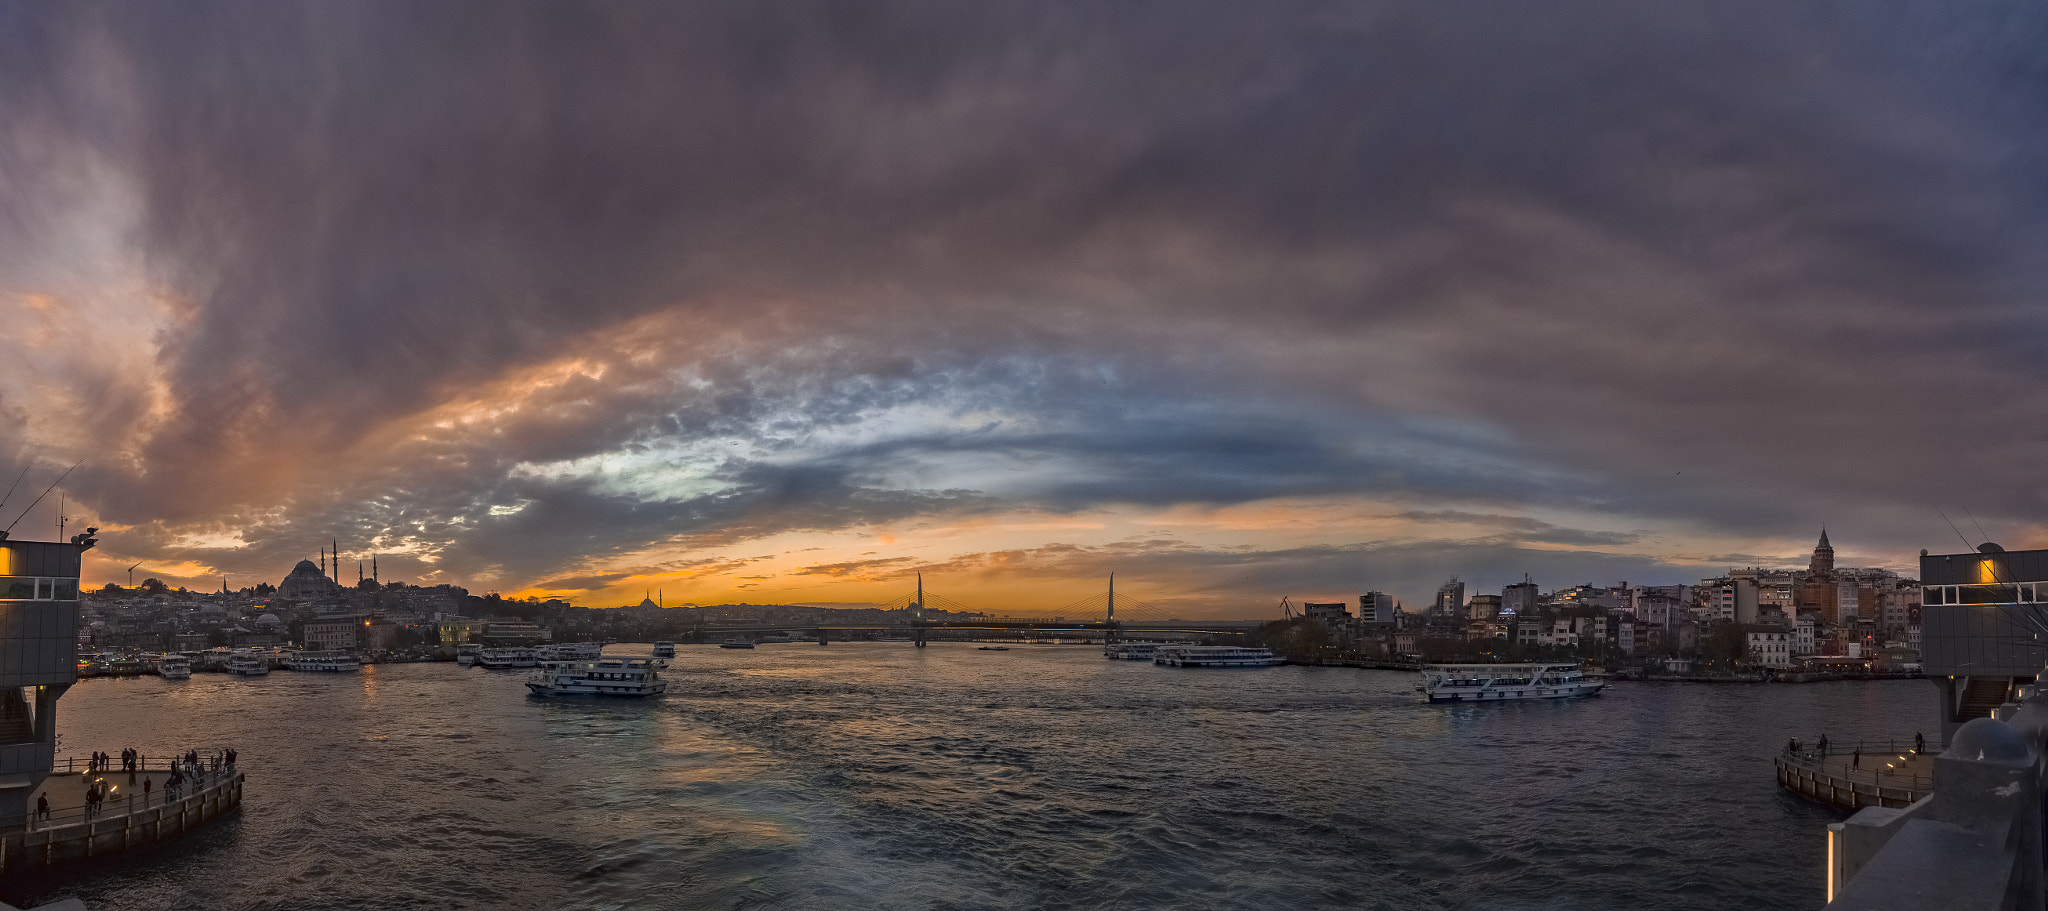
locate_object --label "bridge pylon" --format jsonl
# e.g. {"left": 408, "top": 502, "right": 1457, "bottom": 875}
{"left": 913, "top": 574, "right": 927, "bottom": 648}
{"left": 1103, "top": 572, "right": 1120, "bottom": 649}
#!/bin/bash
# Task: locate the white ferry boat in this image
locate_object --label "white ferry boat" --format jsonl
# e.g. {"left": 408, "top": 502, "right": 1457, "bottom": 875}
{"left": 536, "top": 642, "right": 604, "bottom": 664}
{"left": 155, "top": 653, "right": 192, "bottom": 680}
{"left": 286, "top": 650, "right": 360, "bottom": 672}
{"left": 652, "top": 641, "right": 676, "bottom": 659}
{"left": 1153, "top": 646, "right": 1285, "bottom": 668}
{"left": 1104, "top": 642, "right": 1160, "bottom": 661}
{"left": 476, "top": 647, "right": 538, "bottom": 669}
{"left": 1418, "top": 663, "right": 1604, "bottom": 703}
{"left": 525, "top": 658, "right": 667, "bottom": 698}
{"left": 456, "top": 643, "right": 482, "bottom": 667}
{"left": 225, "top": 650, "right": 271, "bottom": 676}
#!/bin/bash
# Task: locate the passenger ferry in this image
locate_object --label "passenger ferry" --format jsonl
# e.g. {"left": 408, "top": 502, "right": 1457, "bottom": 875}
{"left": 224, "top": 650, "right": 271, "bottom": 676}
{"left": 476, "top": 647, "right": 538, "bottom": 669}
{"left": 285, "top": 650, "right": 360, "bottom": 672}
{"left": 525, "top": 658, "right": 667, "bottom": 698}
{"left": 718, "top": 638, "right": 755, "bottom": 650}
{"left": 652, "top": 641, "right": 676, "bottom": 659}
{"left": 536, "top": 642, "right": 603, "bottom": 664}
{"left": 1417, "top": 663, "right": 1604, "bottom": 703}
{"left": 1153, "top": 646, "right": 1285, "bottom": 668}
{"left": 455, "top": 643, "right": 482, "bottom": 667}
{"left": 1104, "top": 642, "right": 1161, "bottom": 661}
{"left": 155, "top": 653, "right": 192, "bottom": 680}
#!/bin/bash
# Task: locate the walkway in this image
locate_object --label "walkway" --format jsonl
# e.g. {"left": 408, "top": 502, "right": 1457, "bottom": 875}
{"left": 1775, "top": 738, "right": 1933, "bottom": 811}
{"left": 0, "top": 756, "right": 245, "bottom": 872}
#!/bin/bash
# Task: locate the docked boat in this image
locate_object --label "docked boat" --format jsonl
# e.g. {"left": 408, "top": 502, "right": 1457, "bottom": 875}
{"left": 285, "top": 650, "right": 361, "bottom": 672}
{"left": 977, "top": 645, "right": 1010, "bottom": 651}
{"left": 155, "top": 653, "right": 192, "bottom": 680}
{"left": 1417, "top": 663, "right": 1604, "bottom": 703}
{"left": 1153, "top": 646, "right": 1285, "bottom": 668}
{"left": 477, "top": 647, "right": 538, "bottom": 669}
{"left": 455, "top": 644, "right": 482, "bottom": 667}
{"left": 525, "top": 658, "right": 667, "bottom": 698}
{"left": 225, "top": 650, "right": 271, "bottom": 677}
{"left": 536, "top": 642, "right": 604, "bottom": 663}
{"left": 718, "top": 638, "right": 754, "bottom": 650}
{"left": 652, "top": 641, "right": 676, "bottom": 659}
{"left": 1104, "top": 642, "right": 1161, "bottom": 661}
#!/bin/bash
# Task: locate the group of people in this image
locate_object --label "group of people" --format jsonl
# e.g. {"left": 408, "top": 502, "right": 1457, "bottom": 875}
{"left": 1784, "top": 732, "right": 1929, "bottom": 769}
{"left": 27, "top": 745, "right": 240, "bottom": 828}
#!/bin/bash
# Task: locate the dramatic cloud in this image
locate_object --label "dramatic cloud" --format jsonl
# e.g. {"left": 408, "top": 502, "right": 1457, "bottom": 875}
{"left": 1, "top": 1, "right": 2044, "bottom": 611}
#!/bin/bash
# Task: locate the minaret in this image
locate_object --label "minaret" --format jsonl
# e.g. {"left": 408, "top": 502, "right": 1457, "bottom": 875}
{"left": 1809, "top": 528, "right": 1835, "bottom": 576}
{"left": 372, "top": 555, "right": 378, "bottom": 585}
{"left": 320, "top": 546, "right": 326, "bottom": 578}
{"left": 358, "top": 561, "right": 364, "bottom": 584}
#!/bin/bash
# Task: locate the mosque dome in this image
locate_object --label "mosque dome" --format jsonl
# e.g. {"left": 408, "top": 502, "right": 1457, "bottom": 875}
{"left": 292, "top": 560, "right": 320, "bottom": 574}
{"left": 255, "top": 613, "right": 283, "bottom": 629}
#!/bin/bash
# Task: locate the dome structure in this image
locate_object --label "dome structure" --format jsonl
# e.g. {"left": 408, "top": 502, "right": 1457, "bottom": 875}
{"left": 278, "top": 558, "right": 345, "bottom": 602}
{"left": 254, "top": 613, "right": 283, "bottom": 629}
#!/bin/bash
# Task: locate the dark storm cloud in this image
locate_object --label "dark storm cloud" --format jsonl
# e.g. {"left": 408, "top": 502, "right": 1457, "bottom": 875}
{"left": 6, "top": 1, "right": 2048, "bottom": 592}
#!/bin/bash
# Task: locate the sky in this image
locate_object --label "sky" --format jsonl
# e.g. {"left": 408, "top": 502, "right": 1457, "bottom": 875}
{"left": 1, "top": 1, "right": 2045, "bottom": 617}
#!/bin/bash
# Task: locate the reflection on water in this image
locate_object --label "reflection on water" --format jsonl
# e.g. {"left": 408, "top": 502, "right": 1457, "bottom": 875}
{"left": 3, "top": 644, "right": 1933, "bottom": 910}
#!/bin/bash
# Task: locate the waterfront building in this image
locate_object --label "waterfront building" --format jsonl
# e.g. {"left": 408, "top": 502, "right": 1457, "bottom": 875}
{"left": 1359, "top": 591, "right": 1396, "bottom": 625}
{"left": 1433, "top": 578, "right": 1466, "bottom": 622}
{"left": 1744, "top": 627, "right": 1792, "bottom": 668}
{"left": 1301, "top": 602, "right": 1350, "bottom": 623}
{"left": 1920, "top": 544, "right": 2048, "bottom": 740}
{"left": 438, "top": 616, "right": 482, "bottom": 644}
{"left": 1467, "top": 593, "right": 1501, "bottom": 620}
{"left": 0, "top": 537, "right": 85, "bottom": 825}
{"left": 305, "top": 614, "right": 368, "bottom": 651}
{"left": 1501, "top": 578, "right": 1539, "bottom": 616}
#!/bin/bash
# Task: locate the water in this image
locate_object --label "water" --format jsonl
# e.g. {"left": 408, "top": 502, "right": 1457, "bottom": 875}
{"left": 2, "top": 645, "right": 1933, "bottom": 910}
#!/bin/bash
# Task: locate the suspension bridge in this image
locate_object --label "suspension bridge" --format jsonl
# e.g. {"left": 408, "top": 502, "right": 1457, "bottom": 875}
{"left": 692, "top": 574, "right": 1269, "bottom": 646}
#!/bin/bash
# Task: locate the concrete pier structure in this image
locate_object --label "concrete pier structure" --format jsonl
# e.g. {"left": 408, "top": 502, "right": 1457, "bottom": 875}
{"left": 0, "top": 540, "right": 85, "bottom": 828}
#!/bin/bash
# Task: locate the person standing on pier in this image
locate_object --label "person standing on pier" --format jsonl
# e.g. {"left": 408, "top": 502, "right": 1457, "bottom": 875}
{"left": 142, "top": 777, "right": 152, "bottom": 805}
{"left": 1819, "top": 734, "right": 1829, "bottom": 756}
{"left": 1852, "top": 748, "right": 1860, "bottom": 770}
{"left": 1915, "top": 732, "right": 1925, "bottom": 755}
{"left": 35, "top": 794, "right": 48, "bottom": 822}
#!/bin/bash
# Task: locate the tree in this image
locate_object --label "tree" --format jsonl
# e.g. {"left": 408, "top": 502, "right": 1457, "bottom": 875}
{"left": 140, "top": 578, "right": 168, "bottom": 594}
{"left": 254, "top": 582, "right": 276, "bottom": 595}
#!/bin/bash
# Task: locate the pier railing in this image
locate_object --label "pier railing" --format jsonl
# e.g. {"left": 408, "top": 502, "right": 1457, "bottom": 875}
{"left": 0, "top": 764, "right": 244, "bottom": 872}
{"left": 0, "top": 759, "right": 238, "bottom": 833}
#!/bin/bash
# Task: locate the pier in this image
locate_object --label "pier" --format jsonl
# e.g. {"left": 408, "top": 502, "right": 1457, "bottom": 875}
{"left": 0, "top": 758, "right": 244, "bottom": 873}
{"left": 1773, "top": 740, "right": 1931, "bottom": 812}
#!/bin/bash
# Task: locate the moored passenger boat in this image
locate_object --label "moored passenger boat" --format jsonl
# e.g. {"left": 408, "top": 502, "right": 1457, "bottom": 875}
{"left": 1153, "top": 646, "right": 1284, "bottom": 668}
{"left": 1104, "top": 642, "right": 1161, "bottom": 661}
{"left": 536, "top": 642, "right": 603, "bottom": 663}
{"left": 718, "top": 638, "right": 754, "bottom": 649}
{"left": 652, "top": 641, "right": 676, "bottom": 659}
{"left": 1417, "top": 663, "right": 1603, "bottom": 703}
{"left": 285, "top": 650, "right": 360, "bottom": 672}
{"left": 155, "top": 653, "right": 192, "bottom": 680}
{"left": 225, "top": 650, "right": 271, "bottom": 676}
{"left": 476, "top": 647, "right": 538, "bottom": 669}
{"left": 456, "top": 643, "right": 482, "bottom": 667}
{"left": 525, "top": 658, "right": 667, "bottom": 698}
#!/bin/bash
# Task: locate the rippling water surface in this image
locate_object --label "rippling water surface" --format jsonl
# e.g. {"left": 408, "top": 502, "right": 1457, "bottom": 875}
{"left": 2, "top": 644, "right": 1934, "bottom": 910}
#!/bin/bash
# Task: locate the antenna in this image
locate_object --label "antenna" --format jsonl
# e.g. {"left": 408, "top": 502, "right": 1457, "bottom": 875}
{"left": 3, "top": 460, "right": 82, "bottom": 536}
{"left": 53, "top": 493, "right": 65, "bottom": 540}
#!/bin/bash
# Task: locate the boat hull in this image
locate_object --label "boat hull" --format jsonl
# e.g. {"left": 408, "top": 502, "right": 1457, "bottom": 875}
{"left": 525, "top": 681, "right": 667, "bottom": 698}
{"left": 1424, "top": 683, "right": 1604, "bottom": 703}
